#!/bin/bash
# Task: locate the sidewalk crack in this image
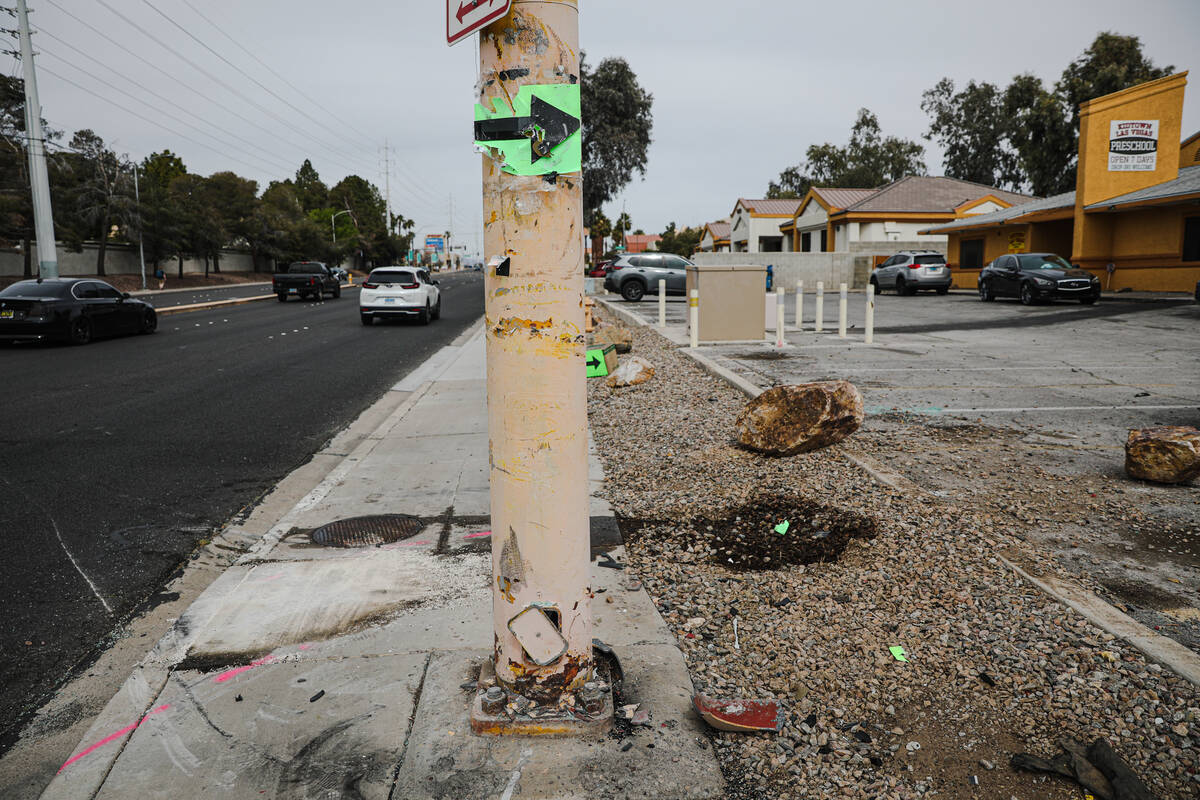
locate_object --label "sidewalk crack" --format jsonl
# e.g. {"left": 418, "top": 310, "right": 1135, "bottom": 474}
{"left": 387, "top": 651, "right": 432, "bottom": 800}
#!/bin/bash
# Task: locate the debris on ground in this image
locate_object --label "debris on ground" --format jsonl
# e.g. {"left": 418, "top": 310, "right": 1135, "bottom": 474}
{"left": 586, "top": 307, "right": 1199, "bottom": 799}
{"left": 590, "top": 324, "right": 633, "bottom": 354}
{"left": 693, "top": 694, "right": 784, "bottom": 733}
{"left": 1124, "top": 425, "right": 1200, "bottom": 484}
{"left": 735, "top": 381, "right": 864, "bottom": 455}
{"left": 607, "top": 355, "right": 655, "bottom": 388}
{"left": 1012, "top": 738, "right": 1159, "bottom": 800}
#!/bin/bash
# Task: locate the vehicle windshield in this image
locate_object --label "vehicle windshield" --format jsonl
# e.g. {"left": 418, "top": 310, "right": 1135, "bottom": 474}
{"left": 286, "top": 263, "right": 325, "bottom": 274}
{"left": 914, "top": 255, "right": 945, "bottom": 265}
{"left": 369, "top": 271, "right": 416, "bottom": 284}
{"left": 1017, "top": 254, "right": 1072, "bottom": 270}
{"left": 0, "top": 281, "right": 69, "bottom": 298}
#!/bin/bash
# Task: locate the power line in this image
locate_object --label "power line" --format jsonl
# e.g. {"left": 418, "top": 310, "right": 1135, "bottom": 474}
{"left": 42, "top": 0, "right": 356, "bottom": 177}
{"left": 37, "top": 41, "right": 300, "bottom": 176}
{"left": 137, "top": 0, "right": 390, "bottom": 174}
{"left": 87, "top": 0, "right": 380, "bottom": 179}
{"left": 174, "top": 0, "right": 379, "bottom": 155}
{"left": 39, "top": 64, "right": 287, "bottom": 177}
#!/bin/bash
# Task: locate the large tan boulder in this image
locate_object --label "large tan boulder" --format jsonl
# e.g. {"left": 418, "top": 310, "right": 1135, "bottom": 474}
{"left": 1125, "top": 426, "right": 1200, "bottom": 484}
{"left": 590, "top": 325, "right": 632, "bottom": 354}
{"left": 736, "top": 381, "right": 864, "bottom": 456}
{"left": 607, "top": 356, "right": 654, "bottom": 388}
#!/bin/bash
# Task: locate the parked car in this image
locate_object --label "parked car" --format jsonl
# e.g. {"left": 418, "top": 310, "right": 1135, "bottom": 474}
{"left": 273, "top": 261, "right": 342, "bottom": 302}
{"left": 360, "top": 267, "right": 441, "bottom": 325}
{"left": 870, "top": 250, "right": 952, "bottom": 295}
{"left": 978, "top": 253, "right": 1101, "bottom": 305}
{"left": 0, "top": 278, "right": 157, "bottom": 345}
{"left": 603, "top": 253, "right": 693, "bottom": 301}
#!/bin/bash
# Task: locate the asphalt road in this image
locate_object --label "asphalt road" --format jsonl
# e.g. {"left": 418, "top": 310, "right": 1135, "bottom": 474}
{"left": 0, "top": 271, "right": 484, "bottom": 750}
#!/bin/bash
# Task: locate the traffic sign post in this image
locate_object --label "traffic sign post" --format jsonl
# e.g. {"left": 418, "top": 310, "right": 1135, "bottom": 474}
{"left": 447, "top": 0, "right": 512, "bottom": 46}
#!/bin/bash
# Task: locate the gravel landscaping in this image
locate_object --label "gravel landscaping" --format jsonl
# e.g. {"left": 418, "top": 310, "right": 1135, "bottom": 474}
{"left": 587, "top": 308, "right": 1199, "bottom": 799}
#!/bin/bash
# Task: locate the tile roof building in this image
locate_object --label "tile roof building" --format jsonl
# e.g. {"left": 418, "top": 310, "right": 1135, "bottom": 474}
{"left": 923, "top": 72, "right": 1199, "bottom": 292}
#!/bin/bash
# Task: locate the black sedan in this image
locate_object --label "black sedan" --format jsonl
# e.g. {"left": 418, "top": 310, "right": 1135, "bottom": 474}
{"left": 0, "top": 278, "right": 157, "bottom": 345}
{"left": 978, "top": 253, "right": 1101, "bottom": 305}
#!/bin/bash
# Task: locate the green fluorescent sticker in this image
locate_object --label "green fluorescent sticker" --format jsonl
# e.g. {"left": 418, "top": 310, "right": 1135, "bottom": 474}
{"left": 773, "top": 520, "right": 790, "bottom": 535}
{"left": 585, "top": 348, "right": 609, "bottom": 378}
{"left": 475, "top": 84, "right": 582, "bottom": 176}
{"left": 889, "top": 646, "right": 909, "bottom": 663}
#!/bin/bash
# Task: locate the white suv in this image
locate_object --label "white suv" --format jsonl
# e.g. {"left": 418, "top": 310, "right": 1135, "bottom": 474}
{"left": 360, "top": 267, "right": 441, "bottom": 325}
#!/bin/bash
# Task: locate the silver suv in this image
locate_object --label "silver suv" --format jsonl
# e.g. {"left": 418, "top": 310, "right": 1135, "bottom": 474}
{"left": 603, "top": 253, "right": 692, "bottom": 302}
{"left": 871, "top": 250, "right": 952, "bottom": 295}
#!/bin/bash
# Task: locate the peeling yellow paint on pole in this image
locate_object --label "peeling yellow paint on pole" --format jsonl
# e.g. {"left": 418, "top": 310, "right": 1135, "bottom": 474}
{"left": 480, "top": 0, "right": 591, "bottom": 704}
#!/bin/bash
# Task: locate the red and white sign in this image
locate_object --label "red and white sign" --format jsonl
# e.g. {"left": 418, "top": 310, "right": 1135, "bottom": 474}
{"left": 447, "top": 0, "right": 511, "bottom": 46}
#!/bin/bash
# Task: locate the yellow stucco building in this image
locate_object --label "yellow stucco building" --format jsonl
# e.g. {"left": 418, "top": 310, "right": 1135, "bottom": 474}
{"left": 925, "top": 72, "right": 1200, "bottom": 292}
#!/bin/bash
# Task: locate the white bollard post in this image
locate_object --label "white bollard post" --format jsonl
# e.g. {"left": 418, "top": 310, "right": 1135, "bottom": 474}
{"left": 865, "top": 283, "right": 875, "bottom": 344}
{"left": 838, "top": 283, "right": 848, "bottom": 338}
{"left": 775, "top": 287, "right": 786, "bottom": 347}
{"left": 795, "top": 280, "right": 804, "bottom": 331}
{"left": 689, "top": 288, "right": 699, "bottom": 348}
{"left": 658, "top": 279, "right": 666, "bottom": 327}
{"left": 815, "top": 281, "right": 824, "bottom": 332}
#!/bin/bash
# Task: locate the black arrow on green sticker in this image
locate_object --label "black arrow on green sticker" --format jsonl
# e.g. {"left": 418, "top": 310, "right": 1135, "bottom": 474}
{"left": 474, "top": 95, "right": 581, "bottom": 163}
{"left": 586, "top": 353, "right": 602, "bottom": 370}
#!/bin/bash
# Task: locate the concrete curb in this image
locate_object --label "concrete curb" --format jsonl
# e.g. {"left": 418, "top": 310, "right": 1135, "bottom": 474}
{"left": 999, "top": 557, "right": 1200, "bottom": 688}
{"left": 155, "top": 283, "right": 357, "bottom": 316}
{"left": 131, "top": 281, "right": 273, "bottom": 297}
{"left": 596, "top": 293, "right": 1200, "bottom": 690}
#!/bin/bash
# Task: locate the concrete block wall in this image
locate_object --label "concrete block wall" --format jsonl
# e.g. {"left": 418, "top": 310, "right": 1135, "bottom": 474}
{"left": 0, "top": 242, "right": 259, "bottom": 277}
{"left": 691, "top": 251, "right": 862, "bottom": 289}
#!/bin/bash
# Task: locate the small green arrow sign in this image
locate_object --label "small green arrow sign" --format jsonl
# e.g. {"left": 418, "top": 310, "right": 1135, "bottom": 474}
{"left": 475, "top": 84, "right": 581, "bottom": 176}
{"left": 586, "top": 348, "right": 609, "bottom": 378}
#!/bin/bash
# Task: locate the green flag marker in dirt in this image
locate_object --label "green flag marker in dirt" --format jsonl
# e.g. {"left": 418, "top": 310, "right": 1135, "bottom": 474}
{"left": 474, "top": 84, "right": 582, "bottom": 176}
{"left": 586, "top": 348, "right": 610, "bottom": 378}
{"left": 773, "top": 520, "right": 790, "bottom": 535}
{"left": 889, "top": 646, "right": 909, "bottom": 662}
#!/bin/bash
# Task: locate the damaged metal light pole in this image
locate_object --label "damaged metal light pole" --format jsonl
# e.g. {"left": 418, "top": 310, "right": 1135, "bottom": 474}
{"left": 472, "top": 0, "right": 605, "bottom": 734}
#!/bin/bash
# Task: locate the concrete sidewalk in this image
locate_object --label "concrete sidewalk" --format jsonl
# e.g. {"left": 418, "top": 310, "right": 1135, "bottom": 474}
{"left": 42, "top": 324, "right": 722, "bottom": 800}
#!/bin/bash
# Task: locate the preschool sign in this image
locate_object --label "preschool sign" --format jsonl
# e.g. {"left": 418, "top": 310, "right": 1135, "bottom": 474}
{"left": 1108, "top": 120, "right": 1159, "bottom": 172}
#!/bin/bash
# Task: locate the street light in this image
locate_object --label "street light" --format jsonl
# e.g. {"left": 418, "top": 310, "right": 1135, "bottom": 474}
{"left": 331, "top": 210, "right": 353, "bottom": 244}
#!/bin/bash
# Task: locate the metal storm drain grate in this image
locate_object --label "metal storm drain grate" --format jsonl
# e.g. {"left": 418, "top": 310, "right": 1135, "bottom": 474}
{"left": 309, "top": 514, "right": 424, "bottom": 548}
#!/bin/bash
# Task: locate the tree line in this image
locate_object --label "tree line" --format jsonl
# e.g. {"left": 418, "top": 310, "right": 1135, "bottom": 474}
{"left": 767, "top": 33, "right": 1172, "bottom": 199}
{"left": 0, "top": 75, "right": 414, "bottom": 278}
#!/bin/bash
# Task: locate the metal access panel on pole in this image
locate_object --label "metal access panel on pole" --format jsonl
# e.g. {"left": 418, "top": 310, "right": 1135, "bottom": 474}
{"left": 468, "top": 0, "right": 607, "bottom": 734}
{"left": 16, "top": 0, "right": 58, "bottom": 279}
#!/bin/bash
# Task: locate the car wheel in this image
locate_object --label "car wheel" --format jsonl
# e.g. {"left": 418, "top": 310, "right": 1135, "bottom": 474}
{"left": 432, "top": 296, "right": 442, "bottom": 320}
{"left": 621, "top": 281, "right": 646, "bottom": 302}
{"left": 936, "top": 287, "right": 949, "bottom": 295}
{"left": 895, "top": 277, "right": 910, "bottom": 296}
{"left": 1020, "top": 283, "right": 1036, "bottom": 305}
{"left": 139, "top": 308, "right": 157, "bottom": 334}
{"left": 361, "top": 313, "right": 372, "bottom": 326}
{"left": 68, "top": 316, "right": 92, "bottom": 346}
{"left": 869, "top": 278, "right": 879, "bottom": 295}
{"left": 332, "top": 284, "right": 341, "bottom": 299}
{"left": 277, "top": 293, "right": 288, "bottom": 302}
{"left": 979, "top": 281, "right": 995, "bottom": 302}
{"left": 419, "top": 301, "right": 431, "bottom": 325}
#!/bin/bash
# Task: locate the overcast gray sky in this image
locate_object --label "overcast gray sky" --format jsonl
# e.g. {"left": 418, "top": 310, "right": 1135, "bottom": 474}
{"left": 18, "top": 0, "right": 1200, "bottom": 254}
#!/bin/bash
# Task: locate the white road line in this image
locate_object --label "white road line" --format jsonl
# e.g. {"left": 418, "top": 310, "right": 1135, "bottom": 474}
{"left": 1, "top": 477, "right": 113, "bottom": 614}
{"left": 931, "top": 404, "right": 1197, "bottom": 414}
{"left": 823, "top": 365, "right": 1180, "bottom": 373}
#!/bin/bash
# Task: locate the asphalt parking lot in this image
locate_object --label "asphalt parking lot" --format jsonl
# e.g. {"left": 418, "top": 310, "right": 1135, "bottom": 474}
{"left": 613, "top": 289, "right": 1200, "bottom": 651}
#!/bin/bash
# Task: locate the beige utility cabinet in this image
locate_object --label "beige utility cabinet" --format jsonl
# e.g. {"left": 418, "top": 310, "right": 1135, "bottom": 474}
{"left": 685, "top": 264, "right": 768, "bottom": 342}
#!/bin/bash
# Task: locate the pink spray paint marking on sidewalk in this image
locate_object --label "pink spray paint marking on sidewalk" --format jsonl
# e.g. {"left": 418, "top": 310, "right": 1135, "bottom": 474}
{"left": 465, "top": 530, "right": 492, "bottom": 540}
{"left": 58, "top": 704, "right": 171, "bottom": 773}
{"left": 213, "top": 654, "right": 275, "bottom": 683}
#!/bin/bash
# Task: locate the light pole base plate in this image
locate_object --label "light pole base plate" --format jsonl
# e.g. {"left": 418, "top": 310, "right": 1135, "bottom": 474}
{"left": 469, "top": 659, "right": 614, "bottom": 737}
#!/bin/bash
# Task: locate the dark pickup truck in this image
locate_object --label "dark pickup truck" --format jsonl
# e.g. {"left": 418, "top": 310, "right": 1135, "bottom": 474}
{"left": 273, "top": 262, "right": 342, "bottom": 302}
